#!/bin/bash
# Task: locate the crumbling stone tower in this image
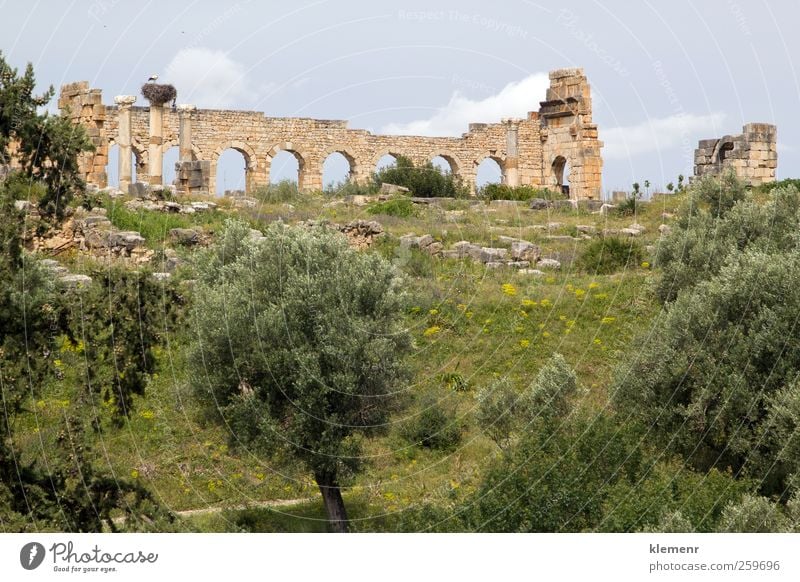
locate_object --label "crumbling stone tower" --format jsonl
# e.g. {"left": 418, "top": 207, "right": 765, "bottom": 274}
{"left": 57, "top": 81, "right": 109, "bottom": 186}
{"left": 538, "top": 68, "right": 603, "bottom": 199}
{"left": 694, "top": 123, "right": 777, "bottom": 186}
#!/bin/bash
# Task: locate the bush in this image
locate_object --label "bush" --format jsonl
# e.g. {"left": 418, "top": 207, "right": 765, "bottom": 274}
{"left": 655, "top": 180, "right": 800, "bottom": 303}
{"left": 478, "top": 183, "right": 557, "bottom": 202}
{"left": 366, "top": 198, "right": 418, "bottom": 218}
{"left": 402, "top": 391, "right": 462, "bottom": 450}
{"left": 323, "top": 180, "right": 377, "bottom": 197}
{"left": 614, "top": 247, "right": 800, "bottom": 495}
{"left": 614, "top": 196, "right": 638, "bottom": 216}
{"left": 577, "top": 236, "right": 644, "bottom": 274}
{"left": 373, "top": 155, "right": 469, "bottom": 198}
{"left": 252, "top": 180, "right": 300, "bottom": 203}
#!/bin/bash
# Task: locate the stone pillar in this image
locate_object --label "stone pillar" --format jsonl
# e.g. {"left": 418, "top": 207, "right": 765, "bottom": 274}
{"left": 503, "top": 118, "right": 521, "bottom": 187}
{"left": 114, "top": 95, "right": 136, "bottom": 191}
{"left": 147, "top": 103, "right": 164, "bottom": 185}
{"left": 176, "top": 104, "right": 196, "bottom": 162}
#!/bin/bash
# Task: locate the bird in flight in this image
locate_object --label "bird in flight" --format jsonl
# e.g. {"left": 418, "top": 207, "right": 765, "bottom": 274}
{"left": 147, "top": 74, "right": 159, "bottom": 82}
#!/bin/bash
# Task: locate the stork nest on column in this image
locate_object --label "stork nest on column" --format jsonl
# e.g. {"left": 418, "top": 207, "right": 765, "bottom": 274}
{"left": 141, "top": 83, "right": 177, "bottom": 106}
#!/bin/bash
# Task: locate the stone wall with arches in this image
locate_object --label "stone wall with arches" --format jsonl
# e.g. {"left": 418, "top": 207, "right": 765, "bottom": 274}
{"left": 59, "top": 68, "right": 604, "bottom": 199}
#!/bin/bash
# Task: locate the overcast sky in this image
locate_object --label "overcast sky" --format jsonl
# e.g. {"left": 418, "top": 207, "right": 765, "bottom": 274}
{"left": 2, "top": 0, "right": 798, "bottom": 194}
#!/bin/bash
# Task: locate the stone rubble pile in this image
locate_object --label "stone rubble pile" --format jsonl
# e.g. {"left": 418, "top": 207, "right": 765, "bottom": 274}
{"left": 400, "top": 233, "right": 561, "bottom": 270}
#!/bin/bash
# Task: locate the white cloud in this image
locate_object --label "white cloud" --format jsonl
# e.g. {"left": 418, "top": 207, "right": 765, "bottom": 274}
{"left": 164, "top": 48, "right": 252, "bottom": 108}
{"left": 602, "top": 112, "right": 726, "bottom": 160}
{"left": 381, "top": 73, "right": 550, "bottom": 136}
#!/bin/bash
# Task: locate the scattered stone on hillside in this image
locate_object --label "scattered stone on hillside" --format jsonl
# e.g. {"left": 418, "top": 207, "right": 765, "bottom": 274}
{"left": 507, "top": 261, "right": 531, "bottom": 268}
{"left": 152, "top": 272, "right": 171, "bottom": 281}
{"left": 602, "top": 228, "right": 620, "bottom": 236}
{"left": 511, "top": 241, "right": 540, "bottom": 262}
{"left": 425, "top": 242, "right": 444, "bottom": 256}
{"left": 340, "top": 220, "right": 384, "bottom": 250}
{"left": 597, "top": 203, "right": 616, "bottom": 215}
{"left": 479, "top": 247, "right": 508, "bottom": 263}
{"left": 489, "top": 199, "right": 519, "bottom": 207}
{"left": 661, "top": 212, "right": 675, "bottom": 219}
{"left": 547, "top": 222, "right": 563, "bottom": 230}
{"left": 658, "top": 224, "right": 672, "bottom": 236}
{"left": 452, "top": 240, "right": 479, "bottom": 258}
{"left": 620, "top": 228, "right": 641, "bottom": 237}
{"left": 344, "top": 194, "right": 372, "bottom": 206}
{"left": 233, "top": 197, "right": 258, "bottom": 209}
{"left": 14, "top": 200, "right": 35, "bottom": 212}
{"left": 380, "top": 183, "right": 410, "bottom": 195}
{"left": 128, "top": 181, "right": 151, "bottom": 198}
{"left": 162, "top": 248, "right": 184, "bottom": 273}
{"left": 529, "top": 198, "right": 551, "bottom": 210}
{"left": 39, "top": 259, "right": 69, "bottom": 276}
{"left": 518, "top": 268, "right": 545, "bottom": 276}
{"left": 537, "top": 258, "right": 561, "bottom": 270}
{"left": 170, "top": 228, "right": 200, "bottom": 246}
{"left": 576, "top": 224, "right": 596, "bottom": 234}
{"left": 629, "top": 223, "right": 646, "bottom": 233}
{"left": 440, "top": 250, "right": 462, "bottom": 259}
{"left": 59, "top": 274, "right": 93, "bottom": 288}
{"left": 249, "top": 228, "right": 266, "bottom": 242}
{"left": 552, "top": 200, "right": 577, "bottom": 211}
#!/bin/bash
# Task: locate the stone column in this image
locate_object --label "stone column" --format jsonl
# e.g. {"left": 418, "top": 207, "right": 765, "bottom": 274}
{"left": 503, "top": 118, "right": 521, "bottom": 187}
{"left": 147, "top": 103, "right": 164, "bottom": 185}
{"left": 176, "top": 104, "right": 196, "bottom": 162}
{"left": 114, "top": 95, "right": 137, "bottom": 191}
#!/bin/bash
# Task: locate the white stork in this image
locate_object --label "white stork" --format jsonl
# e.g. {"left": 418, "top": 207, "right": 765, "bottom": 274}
{"left": 147, "top": 74, "right": 159, "bottom": 83}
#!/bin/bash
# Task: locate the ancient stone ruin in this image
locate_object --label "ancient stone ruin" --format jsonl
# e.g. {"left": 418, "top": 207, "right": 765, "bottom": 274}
{"left": 693, "top": 123, "right": 777, "bottom": 186}
{"left": 58, "top": 68, "right": 604, "bottom": 200}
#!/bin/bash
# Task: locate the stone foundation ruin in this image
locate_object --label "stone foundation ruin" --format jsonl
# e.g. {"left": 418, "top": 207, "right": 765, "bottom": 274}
{"left": 58, "top": 68, "right": 604, "bottom": 200}
{"left": 693, "top": 123, "right": 777, "bottom": 186}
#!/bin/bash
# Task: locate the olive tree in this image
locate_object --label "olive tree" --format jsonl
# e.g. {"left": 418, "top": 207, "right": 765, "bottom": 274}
{"left": 189, "top": 220, "right": 411, "bottom": 532}
{"left": 615, "top": 247, "right": 800, "bottom": 495}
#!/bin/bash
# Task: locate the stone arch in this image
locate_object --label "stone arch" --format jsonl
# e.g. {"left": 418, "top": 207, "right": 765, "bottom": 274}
{"left": 211, "top": 141, "right": 259, "bottom": 194}
{"left": 265, "top": 142, "right": 311, "bottom": 190}
{"left": 371, "top": 150, "right": 407, "bottom": 171}
{"left": 551, "top": 154, "right": 570, "bottom": 195}
{"left": 428, "top": 150, "right": 463, "bottom": 177}
{"left": 712, "top": 137, "right": 736, "bottom": 165}
{"left": 474, "top": 152, "right": 506, "bottom": 191}
{"left": 320, "top": 146, "right": 360, "bottom": 185}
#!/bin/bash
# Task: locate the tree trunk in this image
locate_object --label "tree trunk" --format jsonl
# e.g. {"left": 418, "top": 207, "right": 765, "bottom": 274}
{"left": 314, "top": 470, "right": 349, "bottom": 533}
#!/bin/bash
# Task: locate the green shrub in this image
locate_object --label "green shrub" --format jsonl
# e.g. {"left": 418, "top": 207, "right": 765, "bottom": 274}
{"left": 478, "top": 183, "right": 557, "bottom": 201}
{"left": 757, "top": 177, "right": 800, "bottom": 195}
{"left": 366, "top": 197, "right": 418, "bottom": 218}
{"left": 614, "top": 196, "right": 638, "bottom": 216}
{"left": 252, "top": 180, "right": 301, "bottom": 203}
{"left": 402, "top": 392, "right": 462, "bottom": 450}
{"left": 577, "top": 236, "right": 644, "bottom": 274}
{"left": 614, "top": 248, "right": 800, "bottom": 495}
{"left": 323, "top": 180, "right": 377, "bottom": 197}
{"left": 373, "top": 155, "right": 469, "bottom": 198}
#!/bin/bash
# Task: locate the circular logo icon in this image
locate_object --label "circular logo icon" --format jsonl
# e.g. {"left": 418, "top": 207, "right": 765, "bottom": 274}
{"left": 20, "top": 542, "right": 46, "bottom": 570}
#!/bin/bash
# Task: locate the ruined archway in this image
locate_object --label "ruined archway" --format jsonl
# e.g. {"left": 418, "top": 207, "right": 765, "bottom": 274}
{"left": 430, "top": 151, "right": 462, "bottom": 177}
{"left": 266, "top": 143, "right": 309, "bottom": 190}
{"left": 475, "top": 154, "right": 505, "bottom": 188}
{"left": 715, "top": 140, "right": 735, "bottom": 164}
{"left": 322, "top": 149, "right": 357, "bottom": 191}
{"left": 211, "top": 141, "right": 258, "bottom": 195}
{"left": 162, "top": 145, "right": 179, "bottom": 189}
{"left": 552, "top": 155, "right": 570, "bottom": 196}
